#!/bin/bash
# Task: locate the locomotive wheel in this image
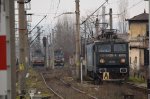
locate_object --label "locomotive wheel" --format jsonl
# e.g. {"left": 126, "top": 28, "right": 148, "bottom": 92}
{"left": 94, "top": 79, "right": 103, "bottom": 85}
{"left": 94, "top": 74, "right": 103, "bottom": 85}
{"left": 94, "top": 79, "right": 100, "bottom": 85}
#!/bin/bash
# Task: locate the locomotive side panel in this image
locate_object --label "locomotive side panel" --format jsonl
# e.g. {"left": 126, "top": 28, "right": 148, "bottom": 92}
{"left": 32, "top": 49, "right": 45, "bottom": 67}
{"left": 86, "top": 44, "right": 94, "bottom": 72}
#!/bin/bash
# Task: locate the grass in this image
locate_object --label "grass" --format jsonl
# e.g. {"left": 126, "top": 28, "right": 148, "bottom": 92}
{"left": 128, "top": 76, "right": 146, "bottom": 84}
{"left": 16, "top": 67, "right": 53, "bottom": 98}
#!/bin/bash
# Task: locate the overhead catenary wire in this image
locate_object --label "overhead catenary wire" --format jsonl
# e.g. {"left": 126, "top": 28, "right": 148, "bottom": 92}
{"left": 119, "top": 0, "right": 143, "bottom": 15}
{"left": 54, "top": 0, "right": 61, "bottom": 18}
{"left": 28, "top": 15, "right": 47, "bottom": 34}
{"left": 30, "top": 27, "right": 43, "bottom": 46}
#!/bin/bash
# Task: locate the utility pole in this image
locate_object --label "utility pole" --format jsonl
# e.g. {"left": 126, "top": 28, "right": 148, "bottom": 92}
{"left": 46, "top": 35, "right": 49, "bottom": 68}
{"left": 24, "top": 11, "right": 29, "bottom": 70}
{"left": 75, "top": 0, "right": 81, "bottom": 78}
{"left": 52, "top": 29, "right": 55, "bottom": 69}
{"left": 18, "top": 0, "right": 27, "bottom": 97}
{"left": 109, "top": 8, "right": 113, "bottom": 30}
{"left": 7, "top": 0, "right": 16, "bottom": 98}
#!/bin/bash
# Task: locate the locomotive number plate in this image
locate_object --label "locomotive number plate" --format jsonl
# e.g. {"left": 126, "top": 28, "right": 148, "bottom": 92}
{"left": 103, "top": 72, "right": 110, "bottom": 80}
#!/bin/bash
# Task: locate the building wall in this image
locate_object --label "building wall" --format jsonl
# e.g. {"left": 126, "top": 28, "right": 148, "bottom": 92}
{"left": 129, "top": 22, "right": 147, "bottom": 38}
{"left": 129, "top": 48, "right": 139, "bottom": 70}
{"left": 129, "top": 48, "right": 144, "bottom": 70}
{"left": 129, "top": 22, "right": 147, "bottom": 71}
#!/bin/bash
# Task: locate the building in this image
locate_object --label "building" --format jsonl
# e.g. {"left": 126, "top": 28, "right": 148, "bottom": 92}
{"left": 127, "top": 10, "right": 149, "bottom": 74}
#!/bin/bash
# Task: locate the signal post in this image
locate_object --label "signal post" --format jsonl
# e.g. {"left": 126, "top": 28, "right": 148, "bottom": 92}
{"left": 0, "top": 1, "right": 8, "bottom": 98}
{"left": 0, "top": 0, "right": 16, "bottom": 99}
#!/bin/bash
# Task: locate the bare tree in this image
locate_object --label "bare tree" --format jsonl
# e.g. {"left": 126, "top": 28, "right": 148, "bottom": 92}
{"left": 54, "top": 15, "right": 76, "bottom": 61}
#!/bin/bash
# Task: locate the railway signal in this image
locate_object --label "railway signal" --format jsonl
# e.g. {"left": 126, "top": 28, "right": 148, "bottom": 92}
{"left": 43, "top": 37, "right": 47, "bottom": 47}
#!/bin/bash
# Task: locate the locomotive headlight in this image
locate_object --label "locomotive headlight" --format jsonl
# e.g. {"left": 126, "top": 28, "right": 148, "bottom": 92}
{"left": 120, "top": 58, "right": 125, "bottom": 63}
{"left": 100, "top": 58, "right": 105, "bottom": 63}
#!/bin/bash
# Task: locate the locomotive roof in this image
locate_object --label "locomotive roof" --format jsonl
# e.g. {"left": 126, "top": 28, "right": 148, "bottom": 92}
{"left": 87, "top": 38, "right": 128, "bottom": 45}
{"left": 95, "top": 38, "right": 127, "bottom": 43}
{"left": 93, "top": 39, "right": 128, "bottom": 43}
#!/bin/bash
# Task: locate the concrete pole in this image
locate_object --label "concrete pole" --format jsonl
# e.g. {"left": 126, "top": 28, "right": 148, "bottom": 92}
{"left": 18, "top": 0, "right": 26, "bottom": 96}
{"left": 95, "top": 17, "right": 99, "bottom": 37}
{"left": 5, "top": 0, "right": 16, "bottom": 98}
{"left": 80, "top": 61, "right": 83, "bottom": 83}
{"left": 75, "top": 0, "right": 81, "bottom": 79}
{"left": 46, "top": 35, "right": 49, "bottom": 68}
{"left": 44, "top": 36, "right": 49, "bottom": 68}
{"left": 52, "top": 29, "right": 54, "bottom": 69}
{"left": 24, "top": 11, "right": 29, "bottom": 69}
{"left": 8, "top": 0, "right": 16, "bottom": 98}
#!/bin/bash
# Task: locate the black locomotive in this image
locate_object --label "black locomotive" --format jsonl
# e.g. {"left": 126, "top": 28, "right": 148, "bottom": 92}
{"left": 86, "top": 29, "right": 129, "bottom": 83}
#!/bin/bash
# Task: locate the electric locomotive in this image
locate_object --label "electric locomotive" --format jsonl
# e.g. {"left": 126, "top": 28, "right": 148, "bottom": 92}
{"left": 54, "top": 49, "right": 65, "bottom": 66}
{"left": 86, "top": 29, "right": 129, "bottom": 83}
{"left": 32, "top": 49, "right": 45, "bottom": 67}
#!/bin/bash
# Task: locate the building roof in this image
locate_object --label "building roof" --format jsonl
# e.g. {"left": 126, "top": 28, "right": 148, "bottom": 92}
{"left": 128, "top": 11, "right": 149, "bottom": 22}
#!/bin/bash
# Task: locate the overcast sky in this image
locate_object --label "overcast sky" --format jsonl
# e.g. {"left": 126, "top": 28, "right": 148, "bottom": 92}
{"left": 27, "top": 0, "right": 149, "bottom": 31}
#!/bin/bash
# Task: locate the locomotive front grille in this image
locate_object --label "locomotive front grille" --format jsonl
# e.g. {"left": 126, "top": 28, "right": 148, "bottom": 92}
{"left": 99, "top": 68, "right": 107, "bottom": 73}
{"left": 99, "top": 68, "right": 128, "bottom": 73}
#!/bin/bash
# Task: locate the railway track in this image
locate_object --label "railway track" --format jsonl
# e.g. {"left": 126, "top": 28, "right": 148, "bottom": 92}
{"left": 124, "top": 82, "right": 147, "bottom": 94}
{"left": 40, "top": 69, "right": 98, "bottom": 99}
{"left": 40, "top": 73, "right": 64, "bottom": 99}
{"left": 35, "top": 67, "right": 147, "bottom": 99}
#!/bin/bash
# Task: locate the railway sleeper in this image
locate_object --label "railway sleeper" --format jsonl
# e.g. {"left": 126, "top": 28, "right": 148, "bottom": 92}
{"left": 123, "top": 94, "right": 134, "bottom": 99}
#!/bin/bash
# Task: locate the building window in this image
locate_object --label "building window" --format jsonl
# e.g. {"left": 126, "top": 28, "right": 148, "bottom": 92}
{"left": 134, "top": 56, "right": 137, "bottom": 63}
{"left": 144, "top": 49, "right": 149, "bottom": 66}
{"left": 130, "top": 57, "right": 131, "bottom": 64}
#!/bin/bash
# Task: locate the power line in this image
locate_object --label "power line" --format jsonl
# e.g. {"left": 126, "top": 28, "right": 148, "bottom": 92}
{"left": 119, "top": 0, "right": 143, "bottom": 15}
{"left": 81, "top": 0, "right": 108, "bottom": 25}
{"left": 28, "top": 15, "right": 47, "bottom": 34}
{"left": 30, "top": 27, "right": 43, "bottom": 46}
{"left": 30, "top": 13, "right": 62, "bottom": 16}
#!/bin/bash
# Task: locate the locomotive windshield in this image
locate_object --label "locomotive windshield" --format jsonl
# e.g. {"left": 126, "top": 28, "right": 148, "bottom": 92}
{"left": 54, "top": 50, "right": 64, "bottom": 57}
{"left": 97, "top": 44, "right": 111, "bottom": 52}
{"left": 114, "top": 44, "right": 126, "bottom": 52}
